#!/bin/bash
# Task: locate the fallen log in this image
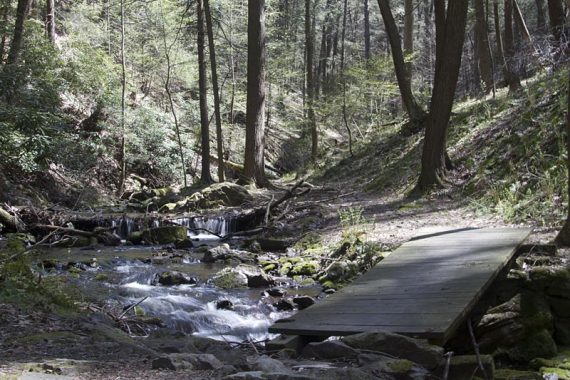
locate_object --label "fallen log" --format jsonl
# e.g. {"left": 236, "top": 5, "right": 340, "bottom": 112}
{"left": 34, "top": 224, "right": 121, "bottom": 246}
{"left": 0, "top": 206, "right": 24, "bottom": 232}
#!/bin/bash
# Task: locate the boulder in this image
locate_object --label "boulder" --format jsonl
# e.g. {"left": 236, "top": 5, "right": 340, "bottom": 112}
{"left": 293, "top": 296, "right": 315, "bottom": 310}
{"left": 289, "top": 261, "right": 320, "bottom": 276}
{"left": 341, "top": 331, "right": 444, "bottom": 370}
{"left": 550, "top": 297, "right": 570, "bottom": 318}
{"left": 216, "top": 300, "right": 234, "bottom": 310}
{"left": 506, "top": 329, "right": 557, "bottom": 362}
{"left": 203, "top": 243, "right": 234, "bottom": 263}
{"left": 273, "top": 300, "right": 295, "bottom": 311}
{"left": 186, "top": 182, "right": 253, "bottom": 209}
{"left": 494, "top": 369, "right": 543, "bottom": 380}
{"left": 235, "top": 264, "right": 274, "bottom": 287}
{"left": 266, "top": 287, "right": 287, "bottom": 297}
{"left": 175, "top": 239, "right": 194, "bottom": 249}
{"left": 212, "top": 268, "right": 249, "bottom": 289}
{"left": 151, "top": 353, "right": 223, "bottom": 371}
{"left": 152, "top": 271, "right": 198, "bottom": 286}
{"left": 246, "top": 356, "right": 289, "bottom": 373}
{"left": 554, "top": 318, "right": 570, "bottom": 345}
{"left": 141, "top": 226, "right": 187, "bottom": 245}
{"left": 301, "top": 340, "right": 358, "bottom": 360}
{"left": 434, "top": 355, "right": 494, "bottom": 380}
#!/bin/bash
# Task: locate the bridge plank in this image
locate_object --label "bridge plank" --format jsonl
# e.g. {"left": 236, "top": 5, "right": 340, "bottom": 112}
{"left": 269, "top": 227, "right": 530, "bottom": 344}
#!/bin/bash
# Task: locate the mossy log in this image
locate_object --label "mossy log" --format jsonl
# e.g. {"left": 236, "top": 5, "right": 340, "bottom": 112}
{"left": 0, "top": 206, "right": 24, "bottom": 232}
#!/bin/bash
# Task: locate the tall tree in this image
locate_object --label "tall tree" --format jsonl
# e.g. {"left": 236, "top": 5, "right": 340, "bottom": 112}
{"left": 403, "top": 0, "right": 413, "bottom": 75}
{"left": 118, "top": 0, "right": 127, "bottom": 194}
{"left": 160, "top": 0, "right": 187, "bottom": 188}
{"left": 203, "top": 0, "right": 224, "bottom": 182}
{"left": 415, "top": 0, "right": 469, "bottom": 191}
{"left": 377, "top": 0, "right": 426, "bottom": 125}
{"left": 0, "top": 1, "right": 9, "bottom": 63}
{"left": 364, "top": 0, "right": 371, "bottom": 59}
{"left": 197, "top": 0, "right": 212, "bottom": 184}
{"left": 547, "top": 0, "right": 565, "bottom": 45}
{"left": 306, "top": 0, "right": 318, "bottom": 161}
{"left": 242, "top": 0, "right": 267, "bottom": 186}
{"left": 555, "top": 66, "right": 570, "bottom": 246}
{"left": 503, "top": 0, "right": 522, "bottom": 92}
{"left": 475, "top": 0, "right": 494, "bottom": 93}
{"left": 341, "top": 0, "right": 353, "bottom": 156}
{"left": 535, "top": 0, "right": 546, "bottom": 31}
{"left": 46, "top": 0, "right": 55, "bottom": 43}
{"left": 6, "top": 0, "right": 32, "bottom": 65}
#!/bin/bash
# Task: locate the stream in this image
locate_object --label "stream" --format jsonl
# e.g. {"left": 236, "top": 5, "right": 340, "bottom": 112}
{"left": 36, "top": 217, "right": 320, "bottom": 343}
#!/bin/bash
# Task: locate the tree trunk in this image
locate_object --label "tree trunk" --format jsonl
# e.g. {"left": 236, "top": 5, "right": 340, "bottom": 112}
{"left": 377, "top": 0, "right": 426, "bottom": 125}
{"left": 503, "top": 0, "right": 522, "bottom": 92}
{"left": 0, "top": 1, "right": 9, "bottom": 63}
{"left": 493, "top": 0, "right": 505, "bottom": 67}
{"left": 46, "top": 0, "right": 55, "bottom": 43}
{"left": 203, "top": 0, "right": 224, "bottom": 182}
{"left": 404, "top": 0, "right": 414, "bottom": 75}
{"left": 555, "top": 65, "right": 570, "bottom": 246}
{"left": 512, "top": 0, "right": 534, "bottom": 47}
{"left": 306, "top": 0, "right": 318, "bottom": 161}
{"left": 118, "top": 0, "right": 127, "bottom": 194}
{"left": 364, "top": 0, "right": 371, "bottom": 59}
{"left": 535, "top": 0, "right": 546, "bottom": 32}
{"left": 415, "top": 0, "right": 469, "bottom": 192}
{"left": 341, "top": 0, "right": 353, "bottom": 156}
{"left": 197, "top": 0, "right": 212, "bottom": 184}
{"left": 6, "top": 0, "right": 32, "bottom": 65}
{"left": 242, "top": 0, "right": 267, "bottom": 187}
{"left": 475, "top": 0, "right": 494, "bottom": 93}
{"left": 160, "top": 2, "right": 187, "bottom": 188}
{"left": 547, "top": 0, "right": 565, "bottom": 46}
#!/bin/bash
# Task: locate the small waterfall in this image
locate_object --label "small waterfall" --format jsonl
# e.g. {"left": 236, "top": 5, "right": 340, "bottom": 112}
{"left": 171, "top": 216, "right": 235, "bottom": 239}
{"left": 104, "top": 215, "right": 237, "bottom": 240}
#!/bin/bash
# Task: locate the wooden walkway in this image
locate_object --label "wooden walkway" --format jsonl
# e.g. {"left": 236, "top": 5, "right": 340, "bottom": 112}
{"left": 269, "top": 227, "right": 530, "bottom": 344}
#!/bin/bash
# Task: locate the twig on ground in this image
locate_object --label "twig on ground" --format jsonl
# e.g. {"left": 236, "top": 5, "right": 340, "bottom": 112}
{"left": 468, "top": 319, "right": 489, "bottom": 380}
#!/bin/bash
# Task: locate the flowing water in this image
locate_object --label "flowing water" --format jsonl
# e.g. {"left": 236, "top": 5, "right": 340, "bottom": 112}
{"left": 40, "top": 243, "right": 319, "bottom": 343}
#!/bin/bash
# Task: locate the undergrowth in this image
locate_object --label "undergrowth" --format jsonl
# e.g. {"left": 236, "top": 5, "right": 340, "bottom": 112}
{"left": 0, "top": 236, "right": 79, "bottom": 311}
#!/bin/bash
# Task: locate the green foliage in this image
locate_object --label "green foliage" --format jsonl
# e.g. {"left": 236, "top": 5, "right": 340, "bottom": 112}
{"left": 0, "top": 238, "right": 78, "bottom": 311}
{"left": 339, "top": 206, "right": 367, "bottom": 230}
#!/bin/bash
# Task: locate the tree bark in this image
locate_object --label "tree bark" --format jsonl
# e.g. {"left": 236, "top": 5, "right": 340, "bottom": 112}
{"left": 0, "top": 1, "right": 9, "bottom": 63}
{"left": 364, "top": 0, "right": 371, "bottom": 59}
{"left": 203, "top": 0, "right": 224, "bottom": 182}
{"left": 535, "top": 0, "right": 546, "bottom": 32}
{"left": 475, "top": 0, "right": 494, "bottom": 93}
{"left": 403, "top": 0, "right": 414, "bottom": 75}
{"left": 547, "top": 0, "right": 565, "bottom": 46}
{"left": 377, "top": 0, "right": 426, "bottom": 125}
{"left": 197, "top": 0, "right": 212, "bottom": 184}
{"left": 415, "top": 0, "right": 469, "bottom": 191}
{"left": 503, "top": 0, "right": 522, "bottom": 92}
{"left": 341, "top": 0, "right": 353, "bottom": 156}
{"left": 46, "top": 0, "right": 55, "bottom": 43}
{"left": 555, "top": 65, "right": 570, "bottom": 246}
{"left": 306, "top": 0, "right": 318, "bottom": 161}
{"left": 118, "top": 0, "right": 127, "bottom": 194}
{"left": 242, "top": 0, "right": 267, "bottom": 187}
{"left": 6, "top": 0, "right": 32, "bottom": 65}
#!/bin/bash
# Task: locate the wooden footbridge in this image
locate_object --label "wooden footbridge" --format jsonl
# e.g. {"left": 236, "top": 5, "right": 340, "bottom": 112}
{"left": 269, "top": 227, "right": 530, "bottom": 344}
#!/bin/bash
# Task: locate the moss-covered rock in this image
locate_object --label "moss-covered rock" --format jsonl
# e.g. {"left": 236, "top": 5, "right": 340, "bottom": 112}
{"left": 211, "top": 267, "right": 248, "bottom": 289}
{"left": 52, "top": 236, "right": 94, "bottom": 248}
{"left": 127, "top": 231, "right": 143, "bottom": 245}
{"left": 141, "top": 226, "right": 187, "bottom": 244}
{"left": 289, "top": 260, "right": 320, "bottom": 276}
{"left": 555, "top": 319, "right": 570, "bottom": 345}
{"left": 529, "top": 266, "right": 570, "bottom": 297}
{"left": 494, "top": 369, "right": 542, "bottom": 380}
{"left": 505, "top": 329, "right": 557, "bottom": 362}
{"left": 182, "top": 182, "right": 253, "bottom": 209}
